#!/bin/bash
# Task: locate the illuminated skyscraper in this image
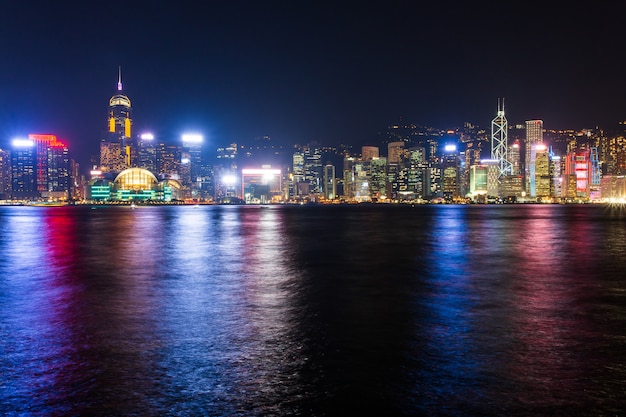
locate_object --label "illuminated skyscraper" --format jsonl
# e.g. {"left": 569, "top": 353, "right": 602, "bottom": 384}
{"left": 31, "top": 134, "right": 50, "bottom": 194}
{"left": 407, "top": 147, "right": 429, "bottom": 200}
{"left": 10, "top": 135, "right": 70, "bottom": 200}
{"left": 563, "top": 147, "right": 600, "bottom": 200}
{"left": 303, "top": 144, "right": 322, "bottom": 194}
{"left": 495, "top": 140, "right": 524, "bottom": 198}
{"left": 529, "top": 143, "right": 550, "bottom": 198}
{"left": 525, "top": 120, "right": 544, "bottom": 191}
{"left": 490, "top": 99, "right": 512, "bottom": 177}
{"left": 101, "top": 67, "right": 132, "bottom": 172}
{"left": 353, "top": 160, "right": 370, "bottom": 202}
{"left": 70, "top": 160, "right": 83, "bottom": 201}
{"left": 483, "top": 159, "right": 500, "bottom": 197}
{"left": 508, "top": 141, "right": 521, "bottom": 176}
{"left": 292, "top": 151, "right": 305, "bottom": 196}
{"left": 28, "top": 134, "right": 69, "bottom": 198}
{"left": 135, "top": 133, "right": 156, "bottom": 174}
{"left": 368, "top": 157, "right": 387, "bottom": 201}
{"left": 10, "top": 139, "right": 37, "bottom": 199}
{"left": 181, "top": 134, "right": 203, "bottom": 190}
{"left": 109, "top": 67, "right": 132, "bottom": 143}
{"left": 156, "top": 143, "right": 181, "bottom": 180}
{"left": 563, "top": 148, "right": 600, "bottom": 200}
{"left": 40, "top": 135, "right": 69, "bottom": 199}
{"left": 343, "top": 156, "right": 356, "bottom": 200}
{"left": 469, "top": 164, "right": 488, "bottom": 199}
{"left": 469, "top": 160, "right": 500, "bottom": 202}
{"left": 590, "top": 147, "right": 601, "bottom": 199}
{"left": 387, "top": 141, "right": 408, "bottom": 200}
{"left": 550, "top": 153, "right": 563, "bottom": 198}
{"left": 387, "top": 161, "right": 406, "bottom": 201}
{"left": 323, "top": 163, "right": 336, "bottom": 200}
{"left": 441, "top": 144, "right": 460, "bottom": 202}
{"left": 216, "top": 143, "right": 238, "bottom": 170}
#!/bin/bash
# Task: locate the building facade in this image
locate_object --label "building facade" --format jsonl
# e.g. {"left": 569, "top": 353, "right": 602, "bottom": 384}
{"left": 10, "top": 135, "right": 70, "bottom": 201}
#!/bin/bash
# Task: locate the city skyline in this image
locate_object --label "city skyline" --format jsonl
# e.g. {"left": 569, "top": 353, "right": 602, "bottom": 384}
{"left": 3, "top": 70, "right": 623, "bottom": 171}
{"left": 2, "top": 2, "right": 626, "bottom": 167}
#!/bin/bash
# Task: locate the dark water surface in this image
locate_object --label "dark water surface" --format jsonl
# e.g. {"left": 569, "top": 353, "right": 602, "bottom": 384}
{"left": 1, "top": 204, "right": 626, "bottom": 416}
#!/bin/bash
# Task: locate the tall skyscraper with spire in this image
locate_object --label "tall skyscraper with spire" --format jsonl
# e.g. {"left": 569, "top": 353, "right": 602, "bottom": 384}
{"left": 490, "top": 98, "right": 512, "bottom": 178}
{"left": 100, "top": 67, "right": 132, "bottom": 173}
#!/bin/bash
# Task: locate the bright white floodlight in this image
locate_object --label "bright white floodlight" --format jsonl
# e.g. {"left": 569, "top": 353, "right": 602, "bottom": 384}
{"left": 182, "top": 134, "right": 203, "bottom": 144}
{"left": 12, "top": 138, "right": 34, "bottom": 148}
{"left": 222, "top": 174, "right": 237, "bottom": 185}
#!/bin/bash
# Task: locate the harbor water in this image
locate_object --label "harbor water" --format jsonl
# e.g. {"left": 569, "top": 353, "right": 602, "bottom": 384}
{"left": 1, "top": 204, "right": 625, "bottom": 416}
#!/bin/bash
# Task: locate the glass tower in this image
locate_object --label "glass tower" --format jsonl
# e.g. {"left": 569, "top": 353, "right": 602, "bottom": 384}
{"left": 10, "top": 139, "right": 37, "bottom": 199}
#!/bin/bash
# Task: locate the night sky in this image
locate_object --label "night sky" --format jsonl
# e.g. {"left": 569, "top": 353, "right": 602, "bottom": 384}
{"left": 1, "top": 1, "right": 626, "bottom": 166}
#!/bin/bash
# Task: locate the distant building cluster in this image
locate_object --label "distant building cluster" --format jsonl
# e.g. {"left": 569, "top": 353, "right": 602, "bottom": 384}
{"left": 329, "top": 112, "right": 609, "bottom": 205}
{"left": 284, "top": 104, "right": 626, "bottom": 204}
{"left": 2, "top": 76, "right": 626, "bottom": 205}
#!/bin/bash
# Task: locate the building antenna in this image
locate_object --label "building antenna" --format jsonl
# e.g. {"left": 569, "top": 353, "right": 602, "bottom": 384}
{"left": 117, "top": 66, "right": 123, "bottom": 91}
{"left": 496, "top": 97, "right": 505, "bottom": 114}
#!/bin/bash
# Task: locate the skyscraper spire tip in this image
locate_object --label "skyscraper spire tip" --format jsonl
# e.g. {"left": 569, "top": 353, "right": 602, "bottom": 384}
{"left": 117, "top": 66, "right": 123, "bottom": 91}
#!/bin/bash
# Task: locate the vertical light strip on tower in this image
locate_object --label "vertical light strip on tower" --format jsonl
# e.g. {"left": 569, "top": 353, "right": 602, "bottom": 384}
{"left": 491, "top": 98, "right": 512, "bottom": 178}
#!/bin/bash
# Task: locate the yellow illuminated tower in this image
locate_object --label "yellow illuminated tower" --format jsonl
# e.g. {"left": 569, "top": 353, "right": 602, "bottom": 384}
{"left": 109, "top": 66, "right": 132, "bottom": 139}
{"left": 524, "top": 119, "right": 543, "bottom": 192}
{"left": 101, "top": 67, "right": 132, "bottom": 172}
